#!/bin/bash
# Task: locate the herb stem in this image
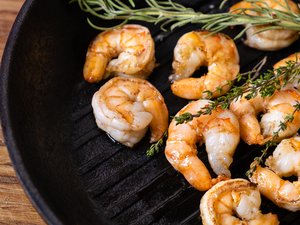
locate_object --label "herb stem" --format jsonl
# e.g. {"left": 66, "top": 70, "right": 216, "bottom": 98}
{"left": 174, "top": 59, "right": 300, "bottom": 124}
{"left": 146, "top": 131, "right": 168, "bottom": 157}
{"left": 72, "top": 0, "right": 300, "bottom": 34}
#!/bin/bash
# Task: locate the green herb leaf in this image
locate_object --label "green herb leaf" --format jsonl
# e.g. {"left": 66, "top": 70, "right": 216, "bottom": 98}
{"left": 72, "top": 0, "right": 300, "bottom": 36}
{"left": 146, "top": 131, "right": 168, "bottom": 157}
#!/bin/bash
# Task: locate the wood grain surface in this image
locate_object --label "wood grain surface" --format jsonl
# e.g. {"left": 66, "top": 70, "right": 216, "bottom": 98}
{"left": 0, "top": 0, "right": 46, "bottom": 224}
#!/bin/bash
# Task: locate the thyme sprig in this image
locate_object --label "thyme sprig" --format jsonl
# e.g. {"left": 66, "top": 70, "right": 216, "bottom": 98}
{"left": 149, "top": 59, "right": 300, "bottom": 157}
{"left": 174, "top": 59, "right": 300, "bottom": 124}
{"left": 146, "top": 131, "right": 167, "bottom": 157}
{"left": 246, "top": 101, "right": 300, "bottom": 178}
{"left": 72, "top": 0, "right": 300, "bottom": 38}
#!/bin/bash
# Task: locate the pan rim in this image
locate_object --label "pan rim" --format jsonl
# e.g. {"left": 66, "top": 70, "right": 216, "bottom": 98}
{"left": 0, "top": 0, "right": 63, "bottom": 224}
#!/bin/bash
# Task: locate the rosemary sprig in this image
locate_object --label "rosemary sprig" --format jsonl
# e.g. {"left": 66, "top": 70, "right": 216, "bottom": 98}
{"left": 174, "top": 59, "right": 300, "bottom": 124}
{"left": 146, "top": 131, "right": 167, "bottom": 157}
{"left": 71, "top": 0, "right": 300, "bottom": 38}
{"left": 246, "top": 101, "right": 300, "bottom": 178}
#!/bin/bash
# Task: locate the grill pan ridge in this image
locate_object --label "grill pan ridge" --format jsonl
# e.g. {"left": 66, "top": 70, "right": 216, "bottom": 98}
{"left": 1, "top": 0, "right": 300, "bottom": 224}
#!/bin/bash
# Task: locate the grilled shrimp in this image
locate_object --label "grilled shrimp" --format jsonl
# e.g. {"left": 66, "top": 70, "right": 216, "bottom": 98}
{"left": 169, "top": 31, "right": 240, "bottom": 99}
{"left": 84, "top": 24, "right": 155, "bottom": 83}
{"left": 250, "top": 136, "right": 300, "bottom": 211}
{"left": 274, "top": 52, "right": 300, "bottom": 70}
{"left": 230, "top": 89, "right": 300, "bottom": 145}
{"left": 273, "top": 52, "right": 300, "bottom": 90}
{"left": 92, "top": 77, "right": 168, "bottom": 148}
{"left": 200, "top": 179, "right": 279, "bottom": 225}
{"left": 165, "top": 99, "right": 240, "bottom": 191}
{"left": 230, "top": 0, "right": 300, "bottom": 51}
{"left": 266, "top": 136, "right": 300, "bottom": 177}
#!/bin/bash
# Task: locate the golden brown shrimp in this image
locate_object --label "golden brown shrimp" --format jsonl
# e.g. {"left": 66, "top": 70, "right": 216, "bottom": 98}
{"left": 230, "top": 0, "right": 300, "bottom": 51}
{"left": 250, "top": 136, "right": 300, "bottom": 211}
{"left": 273, "top": 52, "right": 300, "bottom": 90}
{"left": 84, "top": 24, "right": 155, "bottom": 83}
{"left": 266, "top": 136, "right": 300, "bottom": 177}
{"left": 165, "top": 99, "right": 240, "bottom": 191}
{"left": 230, "top": 89, "right": 300, "bottom": 145}
{"left": 92, "top": 77, "right": 168, "bottom": 148}
{"left": 169, "top": 31, "right": 240, "bottom": 99}
{"left": 274, "top": 52, "right": 300, "bottom": 70}
{"left": 200, "top": 179, "right": 279, "bottom": 225}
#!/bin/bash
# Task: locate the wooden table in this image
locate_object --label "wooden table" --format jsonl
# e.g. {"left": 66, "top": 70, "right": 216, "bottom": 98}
{"left": 0, "top": 0, "right": 46, "bottom": 224}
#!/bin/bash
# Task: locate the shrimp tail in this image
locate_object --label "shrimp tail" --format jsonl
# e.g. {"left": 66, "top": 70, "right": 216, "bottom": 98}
{"left": 143, "top": 98, "right": 169, "bottom": 143}
{"left": 171, "top": 78, "right": 204, "bottom": 99}
{"left": 84, "top": 52, "right": 109, "bottom": 83}
{"left": 250, "top": 165, "right": 300, "bottom": 212}
{"left": 165, "top": 140, "right": 212, "bottom": 191}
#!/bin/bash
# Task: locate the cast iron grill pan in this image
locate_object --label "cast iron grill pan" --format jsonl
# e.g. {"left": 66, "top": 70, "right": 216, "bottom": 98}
{"left": 70, "top": 0, "right": 300, "bottom": 224}
{"left": 1, "top": 0, "right": 300, "bottom": 224}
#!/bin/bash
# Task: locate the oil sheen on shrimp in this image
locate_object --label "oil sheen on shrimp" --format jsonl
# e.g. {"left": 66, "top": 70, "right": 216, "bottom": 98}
{"left": 92, "top": 77, "right": 168, "bottom": 148}
{"left": 169, "top": 31, "right": 240, "bottom": 99}
{"left": 200, "top": 179, "right": 279, "bottom": 225}
{"left": 230, "top": 0, "right": 300, "bottom": 51}
{"left": 84, "top": 24, "right": 155, "bottom": 83}
{"left": 250, "top": 136, "right": 300, "bottom": 211}
{"left": 165, "top": 99, "right": 240, "bottom": 191}
{"left": 230, "top": 89, "right": 300, "bottom": 145}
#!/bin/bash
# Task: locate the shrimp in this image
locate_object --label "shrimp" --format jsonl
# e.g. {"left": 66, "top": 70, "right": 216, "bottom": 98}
{"left": 266, "top": 136, "right": 300, "bottom": 177}
{"left": 250, "top": 136, "right": 300, "bottom": 211}
{"left": 200, "top": 179, "right": 279, "bottom": 225}
{"left": 92, "top": 77, "right": 168, "bottom": 148}
{"left": 169, "top": 31, "right": 240, "bottom": 99}
{"left": 273, "top": 52, "right": 300, "bottom": 90}
{"left": 230, "top": 0, "right": 300, "bottom": 51}
{"left": 165, "top": 99, "right": 240, "bottom": 191}
{"left": 84, "top": 24, "right": 155, "bottom": 83}
{"left": 274, "top": 52, "right": 300, "bottom": 70}
{"left": 230, "top": 89, "right": 300, "bottom": 145}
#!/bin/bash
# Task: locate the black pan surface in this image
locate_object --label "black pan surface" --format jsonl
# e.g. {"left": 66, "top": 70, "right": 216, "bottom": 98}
{"left": 1, "top": 0, "right": 300, "bottom": 224}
